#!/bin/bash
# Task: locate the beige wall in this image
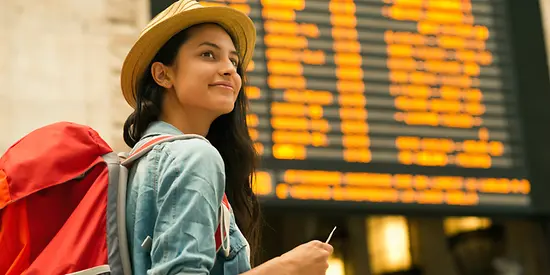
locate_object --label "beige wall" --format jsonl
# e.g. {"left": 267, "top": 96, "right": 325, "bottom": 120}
{"left": 0, "top": 0, "right": 149, "bottom": 153}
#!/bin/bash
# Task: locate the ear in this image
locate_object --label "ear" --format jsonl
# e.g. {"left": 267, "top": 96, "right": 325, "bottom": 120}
{"left": 151, "top": 62, "right": 174, "bottom": 89}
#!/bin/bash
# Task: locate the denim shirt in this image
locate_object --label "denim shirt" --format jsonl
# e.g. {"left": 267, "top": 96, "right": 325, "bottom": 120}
{"left": 125, "top": 121, "right": 252, "bottom": 275}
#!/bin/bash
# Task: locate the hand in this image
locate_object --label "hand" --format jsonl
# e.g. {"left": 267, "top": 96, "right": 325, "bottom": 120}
{"left": 278, "top": 240, "right": 334, "bottom": 275}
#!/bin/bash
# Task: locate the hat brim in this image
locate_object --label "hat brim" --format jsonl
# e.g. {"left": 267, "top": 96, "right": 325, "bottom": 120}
{"left": 120, "top": 6, "right": 256, "bottom": 108}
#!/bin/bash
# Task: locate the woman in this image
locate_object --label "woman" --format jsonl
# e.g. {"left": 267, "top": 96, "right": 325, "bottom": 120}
{"left": 120, "top": 1, "right": 333, "bottom": 274}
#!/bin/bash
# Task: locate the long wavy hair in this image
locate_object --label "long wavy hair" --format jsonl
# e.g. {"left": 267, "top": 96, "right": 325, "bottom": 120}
{"left": 122, "top": 25, "right": 262, "bottom": 264}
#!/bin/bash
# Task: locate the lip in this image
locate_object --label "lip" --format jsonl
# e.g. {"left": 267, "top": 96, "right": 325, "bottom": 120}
{"left": 210, "top": 81, "right": 234, "bottom": 91}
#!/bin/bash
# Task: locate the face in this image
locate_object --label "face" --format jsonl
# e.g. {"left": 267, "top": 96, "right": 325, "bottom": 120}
{"left": 155, "top": 24, "right": 242, "bottom": 120}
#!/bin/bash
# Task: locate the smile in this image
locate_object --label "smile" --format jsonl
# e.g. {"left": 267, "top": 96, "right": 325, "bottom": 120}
{"left": 211, "top": 84, "right": 234, "bottom": 91}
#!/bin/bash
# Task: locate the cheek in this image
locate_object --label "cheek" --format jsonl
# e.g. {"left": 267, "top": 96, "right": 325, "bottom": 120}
{"left": 234, "top": 74, "right": 243, "bottom": 94}
{"left": 173, "top": 68, "right": 208, "bottom": 100}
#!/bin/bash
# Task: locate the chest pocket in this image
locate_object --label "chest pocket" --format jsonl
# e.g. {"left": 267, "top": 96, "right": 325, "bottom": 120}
{"left": 217, "top": 213, "right": 251, "bottom": 274}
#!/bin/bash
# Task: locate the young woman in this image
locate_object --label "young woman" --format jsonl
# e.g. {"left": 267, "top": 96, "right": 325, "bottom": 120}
{"left": 120, "top": 1, "right": 333, "bottom": 274}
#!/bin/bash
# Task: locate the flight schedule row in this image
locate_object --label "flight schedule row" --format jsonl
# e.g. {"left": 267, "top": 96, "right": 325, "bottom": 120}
{"left": 251, "top": 169, "right": 530, "bottom": 207}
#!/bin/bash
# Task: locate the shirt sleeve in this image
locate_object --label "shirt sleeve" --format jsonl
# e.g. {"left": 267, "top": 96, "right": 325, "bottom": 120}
{"left": 148, "top": 138, "right": 225, "bottom": 275}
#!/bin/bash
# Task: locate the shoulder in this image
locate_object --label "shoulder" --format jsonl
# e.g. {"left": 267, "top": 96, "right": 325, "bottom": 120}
{"left": 152, "top": 137, "right": 225, "bottom": 195}
{"left": 135, "top": 136, "right": 227, "bottom": 209}
{"left": 131, "top": 137, "right": 222, "bottom": 172}
{"left": 131, "top": 135, "right": 225, "bottom": 187}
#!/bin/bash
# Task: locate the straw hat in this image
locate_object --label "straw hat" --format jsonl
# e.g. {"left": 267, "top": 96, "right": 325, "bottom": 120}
{"left": 120, "top": 0, "right": 256, "bottom": 108}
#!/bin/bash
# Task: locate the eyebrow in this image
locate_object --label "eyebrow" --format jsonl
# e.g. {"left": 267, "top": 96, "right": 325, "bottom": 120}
{"left": 198, "top": 42, "right": 239, "bottom": 57}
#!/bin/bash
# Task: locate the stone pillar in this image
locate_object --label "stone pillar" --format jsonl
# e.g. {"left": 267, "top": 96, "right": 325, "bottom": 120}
{"left": 106, "top": 0, "right": 150, "bottom": 152}
{"left": 0, "top": 0, "right": 148, "bottom": 153}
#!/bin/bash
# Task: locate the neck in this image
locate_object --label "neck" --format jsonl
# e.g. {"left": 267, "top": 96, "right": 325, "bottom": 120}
{"left": 161, "top": 112, "right": 211, "bottom": 137}
{"left": 160, "top": 94, "right": 215, "bottom": 137}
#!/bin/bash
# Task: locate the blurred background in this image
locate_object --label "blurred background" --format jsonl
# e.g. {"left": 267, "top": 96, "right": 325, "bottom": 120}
{"left": 3, "top": 0, "right": 550, "bottom": 274}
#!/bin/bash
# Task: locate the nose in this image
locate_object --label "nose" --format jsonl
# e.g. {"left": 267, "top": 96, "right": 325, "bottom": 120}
{"left": 219, "top": 59, "right": 237, "bottom": 76}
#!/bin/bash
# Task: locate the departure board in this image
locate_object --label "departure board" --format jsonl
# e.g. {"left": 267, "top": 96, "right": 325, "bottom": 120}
{"left": 199, "top": 0, "right": 532, "bottom": 213}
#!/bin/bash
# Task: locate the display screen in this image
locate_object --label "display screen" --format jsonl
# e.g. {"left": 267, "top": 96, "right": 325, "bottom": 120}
{"left": 198, "top": 0, "right": 531, "bottom": 213}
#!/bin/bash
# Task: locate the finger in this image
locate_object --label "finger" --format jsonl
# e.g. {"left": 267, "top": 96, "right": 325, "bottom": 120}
{"left": 314, "top": 241, "right": 333, "bottom": 254}
{"left": 309, "top": 240, "right": 325, "bottom": 247}
{"left": 309, "top": 240, "right": 334, "bottom": 255}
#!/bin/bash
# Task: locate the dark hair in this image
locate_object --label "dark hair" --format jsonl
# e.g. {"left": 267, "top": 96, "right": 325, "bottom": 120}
{"left": 123, "top": 25, "right": 262, "bottom": 264}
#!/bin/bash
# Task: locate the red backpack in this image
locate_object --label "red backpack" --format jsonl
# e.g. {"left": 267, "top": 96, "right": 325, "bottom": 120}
{"left": 0, "top": 122, "right": 231, "bottom": 275}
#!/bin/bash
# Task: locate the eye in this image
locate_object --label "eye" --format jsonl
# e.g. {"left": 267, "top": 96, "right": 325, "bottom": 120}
{"left": 230, "top": 59, "right": 239, "bottom": 67}
{"left": 201, "top": 51, "right": 215, "bottom": 58}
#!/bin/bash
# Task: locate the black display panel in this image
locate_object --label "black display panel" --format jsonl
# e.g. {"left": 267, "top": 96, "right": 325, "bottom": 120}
{"left": 150, "top": 0, "right": 550, "bottom": 216}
